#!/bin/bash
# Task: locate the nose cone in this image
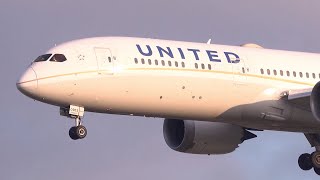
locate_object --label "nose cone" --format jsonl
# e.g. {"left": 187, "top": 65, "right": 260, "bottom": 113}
{"left": 16, "top": 67, "right": 38, "bottom": 98}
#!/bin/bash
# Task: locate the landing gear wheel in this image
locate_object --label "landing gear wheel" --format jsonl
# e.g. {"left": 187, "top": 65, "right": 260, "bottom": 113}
{"left": 312, "top": 152, "right": 320, "bottom": 169}
{"left": 298, "top": 153, "right": 313, "bottom": 171}
{"left": 314, "top": 167, "right": 320, "bottom": 175}
{"left": 75, "top": 125, "right": 87, "bottom": 139}
{"left": 69, "top": 126, "right": 79, "bottom": 140}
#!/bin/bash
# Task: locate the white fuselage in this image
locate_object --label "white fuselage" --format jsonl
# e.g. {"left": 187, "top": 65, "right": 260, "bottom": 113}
{"left": 17, "top": 37, "right": 320, "bottom": 133}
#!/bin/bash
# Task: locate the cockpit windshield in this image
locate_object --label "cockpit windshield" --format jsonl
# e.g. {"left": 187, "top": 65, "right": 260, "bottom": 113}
{"left": 33, "top": 54, "right": 52, "bottom": 62}
{"left": 33, "top": 54, "right": 67, "bottom": 63}
{"left": 49, "top": 54, "right": 67, "bottom": 62}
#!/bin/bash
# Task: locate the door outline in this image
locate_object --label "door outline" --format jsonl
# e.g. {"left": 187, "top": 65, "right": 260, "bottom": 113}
{"left": 94, "top": 47, "right": 114, "bottom": 75}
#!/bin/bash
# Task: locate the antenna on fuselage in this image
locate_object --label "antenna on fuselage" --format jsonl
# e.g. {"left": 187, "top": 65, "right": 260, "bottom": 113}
{"left": 207, "top": 39, "right": 212, "bottom": 44}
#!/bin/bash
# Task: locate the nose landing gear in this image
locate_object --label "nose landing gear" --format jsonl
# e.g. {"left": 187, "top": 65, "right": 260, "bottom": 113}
{"left": 68, "top": 118, "right": 87, "bottom": 140}
{"left": 60, "top": 105, "right": 87, "bottom": 140}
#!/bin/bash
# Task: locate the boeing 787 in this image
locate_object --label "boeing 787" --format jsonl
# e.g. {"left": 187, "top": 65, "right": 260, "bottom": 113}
{"left": 16, "top": 37, "right": 320, "bottom": 175}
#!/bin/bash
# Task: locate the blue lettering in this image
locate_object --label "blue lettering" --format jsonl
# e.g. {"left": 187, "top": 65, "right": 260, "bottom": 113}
{"left": 206, "top": 50, "right": 221, "bottom": 62}
{"left": 224, "top": 52, "right": 240, "bottom": 63}
{"left": 136, "top": 44, "right": 241, "bottom": 64}
{"left": 156, "top": 46, "right": 174, "bottom": 58}
{"left": 187, "top": 49, "right": 200, "bottom": 60}
{"left": 136, "top": 44, "right": 152, "bottom": 56}
{"left": 177, "top": 48, "right": 185, "bottom": 59}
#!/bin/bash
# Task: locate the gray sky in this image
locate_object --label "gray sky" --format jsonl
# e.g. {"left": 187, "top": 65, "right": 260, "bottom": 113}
{"left": 1, "top": 0, "right": 320, "bottom": 179}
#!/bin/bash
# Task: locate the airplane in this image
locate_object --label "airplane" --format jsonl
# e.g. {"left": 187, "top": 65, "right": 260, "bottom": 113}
{"left": 16, "top": 36, "right": 320, "bottom": 175}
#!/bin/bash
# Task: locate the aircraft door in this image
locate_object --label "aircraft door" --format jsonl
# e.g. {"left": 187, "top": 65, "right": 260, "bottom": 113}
{"left": 94, "top": 47, "right": 114, "bottom": 75}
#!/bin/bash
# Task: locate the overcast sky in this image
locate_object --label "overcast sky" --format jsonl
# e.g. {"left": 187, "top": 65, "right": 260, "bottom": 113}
{"left": 1, "top": 0, "right": 320, "bottom": 179}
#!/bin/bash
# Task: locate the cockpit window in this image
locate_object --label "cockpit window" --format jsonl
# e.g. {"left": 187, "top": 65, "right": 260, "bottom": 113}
{"left": 50, "top": 54, "right": 67, "bottom": 62}
{"left": 34, "top": 54, "right": 52, "bottom": 62}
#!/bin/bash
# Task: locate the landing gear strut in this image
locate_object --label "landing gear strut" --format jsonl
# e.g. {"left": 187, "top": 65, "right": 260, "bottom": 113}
{"left": 60, "top": 105, "right": 87, "bottom": 140}
{"left": 298, "top": 134, "right": 320, "bottom": 175}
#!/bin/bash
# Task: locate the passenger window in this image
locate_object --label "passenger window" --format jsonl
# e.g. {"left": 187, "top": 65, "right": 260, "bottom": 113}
{"left": 34, "top": 54, "right": 52, "bottom": 62}
{"left": 175, "top": 61, "right": 179, "bottom": 67}
{"left": 280, "top": 70, "right": 283, "bottom": 76}
{"left": 134, "top": 58, "right": 138, "bottom": 64}
{"left": 50, "top": 54, "right": 67, "bottom": 62}
{"left": 108, "top": 57, "right": 112, "bottom": 63}
{"left": 242, "top": 67, "right": 245, "bottom": 73}
{"left": 306, "top": 73, "right": 309, "bottom": 78}
{"left": 155, "top": 60, "right": 159, "bottom": 65}
{"left": 148, "top": 59, "right": 152, "bottom": 65}
{"left": 201, "top": 64, "right": 205, "bottom": 69}
{"left": 260, "top": 69, "right": 264, "bottom": 75}
{"left": 267, "top": 69, "right": 270, "bottom": 75}
{"left": 161, "top": 60, "right": 165, "bottom": 66}
{"left": 168, "top": 61, "right": 172, "bottom": 66}
{"left": 299, "top": 72, "right": 303, "bottom": 78}
{"left": 181, "top": 62, "right": 185, "bottom": 68}
{"left": 293, "top": 71, "right": 297, "bottom": 77}
{"left": 313, "top": 73, "right": 316, "bottom": 79}
{"left": 286, "top": 71, "right": 290, "bottom": 76}
{"left": 141, "top": 58, "right": 145, "bottom": 64}
{"left": 273, "top": 70, "right": 277, "bottom": 76}
{"left": 195, "top": 63, "right": 199, "bottom": 69}
{"left": 208, "top": 64, "right": 212, "bottom": 70}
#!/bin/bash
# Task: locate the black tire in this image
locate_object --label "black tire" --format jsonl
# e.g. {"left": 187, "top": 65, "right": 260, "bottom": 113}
{"left": 75, "top": 125, "right": 87, "bottom": 139}
{"left": 312, "top": 152, "right": 320, "bottom": 168}
{"left": 298, "top": 153, "right": 313, "bottom": 171}
{"left": 69, "top": 126, "right": 79, "bottom": 140}
{"left": 314, "top": 167, "right": 320, "bottom": 175}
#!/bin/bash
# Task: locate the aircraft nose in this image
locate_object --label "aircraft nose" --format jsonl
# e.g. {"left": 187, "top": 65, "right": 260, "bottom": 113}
{"left": 16, "top": 67, "right": 38, "bottom": 97}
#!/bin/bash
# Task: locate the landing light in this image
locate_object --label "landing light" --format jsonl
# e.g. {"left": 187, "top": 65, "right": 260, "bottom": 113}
{"left": 263, "top": 88, "right": 277, "bottom": 96}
